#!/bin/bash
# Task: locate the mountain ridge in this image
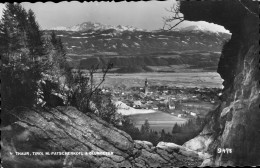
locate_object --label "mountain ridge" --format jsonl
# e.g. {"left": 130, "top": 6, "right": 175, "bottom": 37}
{"left": 43, "top": 21, "right": 231, "bottom": 71}
{"left": 173, "top": 25, "right": 230, "bottom": 35}
{"left": 48, "top": 21, "right": 230, "bottom": 34}
{"left": 48, "top": 21, "right": 146, "bottom": 32}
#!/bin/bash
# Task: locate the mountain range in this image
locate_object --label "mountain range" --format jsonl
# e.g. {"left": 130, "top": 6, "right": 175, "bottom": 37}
{"left": 49, "top": 21, "right": 145, "bottom": 32}
{"left": 44, "top": 22, "right": 231, "bottom": 72}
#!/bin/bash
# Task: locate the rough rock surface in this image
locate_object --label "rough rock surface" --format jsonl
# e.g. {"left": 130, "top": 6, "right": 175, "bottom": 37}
{"left": 2, "top": 106, "right": 206, "bottom": 168}
{"left": 181, "top": 0, "right": 260, "bottom": 166}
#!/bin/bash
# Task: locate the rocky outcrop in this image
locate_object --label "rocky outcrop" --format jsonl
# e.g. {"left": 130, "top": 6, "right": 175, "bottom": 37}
{"left": 180, "top": 0, "right": 260, "bottom": 166}
{"left": 2, "top": 106, "right": 206, "bottom": 168}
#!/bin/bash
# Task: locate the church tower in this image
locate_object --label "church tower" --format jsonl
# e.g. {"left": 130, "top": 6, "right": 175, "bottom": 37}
{"left": 144, "top": 78, "right": 148, "bottom": 95}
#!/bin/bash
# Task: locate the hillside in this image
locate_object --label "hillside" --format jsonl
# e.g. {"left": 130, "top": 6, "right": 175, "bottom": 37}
{"left": 43, "top": 24, "right": 231, "bottom": 72}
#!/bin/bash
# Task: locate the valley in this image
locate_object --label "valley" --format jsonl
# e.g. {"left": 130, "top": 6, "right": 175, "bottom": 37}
{"left": 95, "top": 71, "right": 223, "bottom": 88}
{"left": 96, "top": 72, "right": 222, "bottom": 137}
{"left": 46, "top": 22, "right": 226, "bottom": 145}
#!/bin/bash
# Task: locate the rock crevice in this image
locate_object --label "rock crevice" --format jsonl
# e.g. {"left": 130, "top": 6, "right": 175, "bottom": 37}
{"left": 180, "top": 0, "right": 260, "bottom": 166}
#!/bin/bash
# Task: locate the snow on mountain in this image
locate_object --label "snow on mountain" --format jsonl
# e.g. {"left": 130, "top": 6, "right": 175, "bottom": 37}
{"left": 49, "top": 21, "right": 229, "bottom": 35}
{"left": 181, "top": 25, "right": 207, "bottom": 32}
{"left": 173, "top": 25, "right": 230, "bottom": 34}
{"left": 50, "top": 26, "right": 70, "bottom": 31}
{"left": 69, "top": 22, "right": 109, "bottom": 31}
{"left": 116, "top": 25, "right": 144, "bottom": 32}
{"left": 49, "top": 21, "right": 145, "bottom": 32}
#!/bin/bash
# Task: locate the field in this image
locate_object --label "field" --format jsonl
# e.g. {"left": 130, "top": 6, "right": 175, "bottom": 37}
{"left": 181, "top": 102, "right": 218, "bottom": 117}
{"left": 129, "top": 111, "right": 187, "bottom": 133}
{"left": 115, "top": 101, "right": 157, "bottom": 115}
{"left": 94, "top": 72, "right": 223, "bottom": 89}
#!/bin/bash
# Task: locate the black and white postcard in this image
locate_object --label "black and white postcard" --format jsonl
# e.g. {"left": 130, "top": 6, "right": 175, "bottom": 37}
{"left": 1, "top": 0, "right": 259, "bottom": 167}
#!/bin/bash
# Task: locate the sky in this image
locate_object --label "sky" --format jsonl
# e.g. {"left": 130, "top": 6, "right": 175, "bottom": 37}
{"left": 0, "top": 1, "right": 229, "bottom": 33}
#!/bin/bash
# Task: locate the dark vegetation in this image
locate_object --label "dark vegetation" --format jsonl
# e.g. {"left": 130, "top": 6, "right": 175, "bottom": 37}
{"left": 117, "top": 116, "right": 205, "bottom": 146}
{"left": 1, "top": 3, "right": 119, "bottom": 127}
{"left": 114, "top": 65, "right": 154, "bottom": 73}
{"left": 1, "top": 5, "right": 55, "bottom": 120}
{"left": 77, "top": 51, "right": 221, "bottom": 72}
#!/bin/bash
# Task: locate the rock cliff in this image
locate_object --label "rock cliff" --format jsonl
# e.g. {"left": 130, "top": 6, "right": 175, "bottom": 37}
{"left": 180, "top": 0, "right": 260, "bottom": 166}
{"left": 2, "top": 106, "right": 208, "bottom": 168}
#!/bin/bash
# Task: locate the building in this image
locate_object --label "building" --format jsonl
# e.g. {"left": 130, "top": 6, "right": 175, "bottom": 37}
{"left": 152, "top": 106, "right": 158, "bottom": 110}
{"left": 169, "top": 103, "right": 175, "bottom": 110}
{"left": 144, "top": 78, "right": 148, "bottom": 96}
{"left": 133, "top": 100, "right": 142, "bottom": 108}
{"left": 190, "top": 112, "right": 197, "bottom": 116}
{"left": 178, "top": 114, "right": 183, "bottom": 118}
{"left": 168, "top": 97, "right": 175, "bottom": 110}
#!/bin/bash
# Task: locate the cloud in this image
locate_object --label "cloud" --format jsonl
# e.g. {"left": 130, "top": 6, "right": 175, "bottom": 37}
{"left": 19, "top": 1, "right": 229, "bottom": 33}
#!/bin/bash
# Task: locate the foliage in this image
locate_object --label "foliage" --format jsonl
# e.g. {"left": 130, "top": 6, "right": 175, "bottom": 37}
{"left": 2, "top": 60, "right": 44, "bottom": 111}
{"left": 92, "top": 92, "right": 120, "bottom": 126}
{"left": 0, "top": 3, "right": 48, "bottom": 112}
{"left": 1, "top": 3, "right": 119, "bottom": 128}
{"left": 140, "top": 119, "right": 150, "bottom": 134}
{"left": 172, "top": 123, "right": 181, "bottom": 134}
{"left": 27, "top": 9, "right": 45, "bottom": 57}
{"left": 48, "top": 31, "right": 67, "bottom": 70}
{"left": 58, "top": 62, "right": 120, "bottom": 125}
{"left": 1, "top": 4, "right": 68, "bottom": 118}
{"left": 117, "top": 116, "right": 142, "bottom": 140}
{"left": 62, "top": 63, "right": 113, "bottom": 110}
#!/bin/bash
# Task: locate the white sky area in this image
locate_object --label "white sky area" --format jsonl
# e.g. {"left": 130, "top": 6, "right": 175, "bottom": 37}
{"left": 0, "top": 1, "right": 230, "bottom": 33}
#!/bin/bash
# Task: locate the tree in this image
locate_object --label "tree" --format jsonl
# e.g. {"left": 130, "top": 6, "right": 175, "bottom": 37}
{"left": 93, "top": 92, "right": 120, "bottom": 126}
{"left": 172, "top": 123, "right": 181, "bottom": 134}
{"left": 118, "top": 116, "right": 141, "bottom": 140}
{"left": 1, "top": 3, "right": 48, "bottom": 119}
{"left": 148, "top": 130, "right": 160, "bottom": 145}
{"left": 160, "top": 129, "right": 166, "bottom": 141}
{"left": 47, "top": 30, "right": 68, "bottom": 75}
{"left": 1, "top": 3, "right": 24, "bottom": 53}
{"left": 50, "top": 30, "right": 58, "bottom": 47}
{"left": 0, "top": 22, "right": 9, "bottom": 58}
{"left": 162, "top": 2, "right": 184, "bottom": 30}
{"left": 2, "top": 61, "right": 43, "bottom": 111}
{"left": 142, "top": 119, "right": 150, "bottom": 134}
{"left": 63, "top": 63, "right": 113, "bottom": 113}
{"left": 16, "top": 6, "right": 29, "bottom": 49}
{"left": 27, "top": 9, "right": 45, "bottom": 58}
{"left": 140, "top": 119, "right": 151, "bottom": 140}
{"left": 196, "top": 116, "right": 202, "bottom": 126}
